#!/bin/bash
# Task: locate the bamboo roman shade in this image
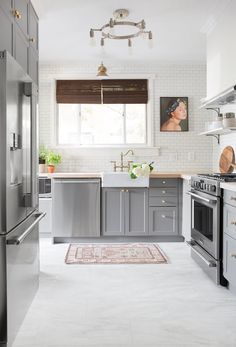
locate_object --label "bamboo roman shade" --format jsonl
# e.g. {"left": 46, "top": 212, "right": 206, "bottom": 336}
{"left": 56, "top": 79, "right": 148, "bottom": 104}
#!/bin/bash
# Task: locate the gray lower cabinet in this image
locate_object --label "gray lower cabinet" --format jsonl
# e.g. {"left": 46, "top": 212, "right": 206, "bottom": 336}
{"left": 149, "top": 206, "right": 178, "bottom": 236}
{"left": 223, "top": 233, "right": 236, "bottom": 288}
{"left": 52, "top": 179, "right": 101, "bottom": 239}
{"left": 223, "top": 191, "right": 236, "bottom": 289}
{"left": 148, "top": 178, "right": 180, "bottom": 237}
{"left": 102, "top": 188, "right": 148, "bottom": 236}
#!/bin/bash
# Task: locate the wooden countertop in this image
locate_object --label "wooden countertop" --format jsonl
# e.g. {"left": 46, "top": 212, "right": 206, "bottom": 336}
{"left": 39, "top": 171, "right": 195, "bottom": 180}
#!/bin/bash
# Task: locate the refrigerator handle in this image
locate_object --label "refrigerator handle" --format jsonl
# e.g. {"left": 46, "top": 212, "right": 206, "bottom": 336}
{"left": 24, "top": 83, "right": 38, "bottom": 209}
{"left": 7, "top": 212, "right": 46, "bottom": 245}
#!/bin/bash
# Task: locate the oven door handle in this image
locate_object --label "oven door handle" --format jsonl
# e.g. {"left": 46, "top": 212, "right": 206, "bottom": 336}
{"left": 186, "top": 241, "right": 216, "bottom": 268}
{"left": 187, "top": 191, "right": 216, "bottom": 204}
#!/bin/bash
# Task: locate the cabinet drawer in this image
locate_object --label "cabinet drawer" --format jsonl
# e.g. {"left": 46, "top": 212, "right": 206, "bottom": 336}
{"left": 223, "top": 233, "right": 236, "bottom": 286}
{"left": 149, "top": 187, "right": 177, "bottom": 197}
{"left": 224, "top": 203, "right": 236, "bottom": 240}
{"left": 150, "top": 178, "right": 178, "bottom": 188}
{"left": 224, "top": 190, "right": 236, "bottom": 208}
{"left": 149, "top": 206, "right": 178, "bottom": 236}
{"left": 149, "top": 196, "right": 177, "bottom": 207}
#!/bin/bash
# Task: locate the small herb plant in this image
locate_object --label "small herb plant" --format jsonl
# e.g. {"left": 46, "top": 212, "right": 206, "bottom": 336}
{"left": 46, "top": 151, "right": 62, "bottom": 167}
{"left": 39, "top": 146, "right": 48, "bottom": 164}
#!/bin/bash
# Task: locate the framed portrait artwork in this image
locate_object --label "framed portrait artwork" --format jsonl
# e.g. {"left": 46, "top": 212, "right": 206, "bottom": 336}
{"left": 160, "top": 97, "right": 188, "bottom": 132}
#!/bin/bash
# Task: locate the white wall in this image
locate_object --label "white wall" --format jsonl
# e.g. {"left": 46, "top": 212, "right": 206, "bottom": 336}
{"left": 207, "top": 0, "right": 236, "bottom": 98}
{"left": 39, "top": 61, "right": 213, "bottom": 173}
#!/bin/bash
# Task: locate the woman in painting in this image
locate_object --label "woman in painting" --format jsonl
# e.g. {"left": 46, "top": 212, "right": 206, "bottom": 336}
{"left": 161, "top": 98, "right": 187, "bottom": 131}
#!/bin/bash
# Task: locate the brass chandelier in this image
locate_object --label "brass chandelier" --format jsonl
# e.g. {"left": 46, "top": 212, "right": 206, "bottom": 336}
{"left": 90, "top": 9, "right": 153, "bottom": 48}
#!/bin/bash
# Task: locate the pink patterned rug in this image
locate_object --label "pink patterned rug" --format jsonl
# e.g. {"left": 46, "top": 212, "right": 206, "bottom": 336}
{"left": 65, "top": 243, "right": 168, "bottom": 264}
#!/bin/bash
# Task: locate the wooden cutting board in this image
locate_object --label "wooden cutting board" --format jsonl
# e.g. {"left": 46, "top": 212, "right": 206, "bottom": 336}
{"left": 219, "top": 146, "right": 236, "bottom": 173}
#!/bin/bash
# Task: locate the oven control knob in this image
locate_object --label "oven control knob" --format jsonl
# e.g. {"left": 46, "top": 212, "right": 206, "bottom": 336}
{"left": 210, "top": 185, "right": 216, "bottom": 192}
{"left": 200, "top": 183, "right": 204, "bottom": 189}
{"left": 196, "top": 182, "right": 200, "bottom": 188}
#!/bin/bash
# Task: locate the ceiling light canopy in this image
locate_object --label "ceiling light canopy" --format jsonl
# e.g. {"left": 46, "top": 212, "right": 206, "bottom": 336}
{"left": 90, "top": 9, "right": 153, "bottom": 48}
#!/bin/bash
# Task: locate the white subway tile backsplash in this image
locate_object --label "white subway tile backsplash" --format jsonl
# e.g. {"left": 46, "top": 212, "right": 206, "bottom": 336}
{"left": 39, "top": 61, "right": 213, "bottom": 173}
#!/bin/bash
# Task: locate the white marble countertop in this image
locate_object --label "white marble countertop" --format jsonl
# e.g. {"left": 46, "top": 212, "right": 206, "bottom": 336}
{"left": 220, "top": 182, "right": 236, "bottom": 192}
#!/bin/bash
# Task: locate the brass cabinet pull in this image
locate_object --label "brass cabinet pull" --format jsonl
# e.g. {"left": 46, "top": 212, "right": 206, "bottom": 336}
{"left": 230, "top": 196, "right": 236, "bottom": 201}
{"left": 12, "top": 9, "right": 22, "bottom": 19}
{"left": 230, "top": 253, "right": 236, "bottom": 259}
{"left": 230, "top": 221, "right": 236, "bottom": 226}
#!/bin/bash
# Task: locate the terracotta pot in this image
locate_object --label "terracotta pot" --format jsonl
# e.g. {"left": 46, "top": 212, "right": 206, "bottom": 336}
{"left": 47, "top": 165, "right": 55, "bottom": 173}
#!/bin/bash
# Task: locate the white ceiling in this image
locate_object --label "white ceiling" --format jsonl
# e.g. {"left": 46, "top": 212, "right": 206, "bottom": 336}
{"left": 32, "top": 0, "right": 231, "bottom": 62}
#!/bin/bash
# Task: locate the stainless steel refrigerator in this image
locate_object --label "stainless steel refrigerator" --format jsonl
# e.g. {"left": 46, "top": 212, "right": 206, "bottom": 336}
{"left": 0, "top": 51, "right": 45, "bottom": 347}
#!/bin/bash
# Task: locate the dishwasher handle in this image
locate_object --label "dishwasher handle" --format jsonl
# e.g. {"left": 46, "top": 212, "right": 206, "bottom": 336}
{"left": 53, "top": 180, "right": 100, "bottom": 184}
{"left": 7, "top": 212, "right": 46, "bottom": 245}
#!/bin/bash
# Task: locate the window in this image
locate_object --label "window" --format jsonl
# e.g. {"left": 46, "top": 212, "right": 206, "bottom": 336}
{"left": 57, "top": 103, "right": 147, "bottom": 146}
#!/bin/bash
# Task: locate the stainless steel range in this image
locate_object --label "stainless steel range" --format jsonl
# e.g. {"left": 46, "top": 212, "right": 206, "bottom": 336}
{"left": 187, "top": 173, "right": 236, "bottom": 286}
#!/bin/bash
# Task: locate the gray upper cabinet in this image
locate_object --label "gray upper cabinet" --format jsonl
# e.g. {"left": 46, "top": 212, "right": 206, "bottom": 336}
{"left": 13, "top": 0, "right": 29, "bottom": 37}
{"left": 14, "top": 24, "right": 28, "bottom": 73}
{"left": 0, "top": 0, "right": 13, "bottom": 17}
{"left": 102, "top": 188, "right": 148, "bottom": 236}
{"left": 0, "top": 6, "right": 13, "bottom": 55}
{"left": 102, "top": 189, "right": 124, "bottom": 236}
{"left": 125, "top": 188, "right": 148, "bottom": 236}
{"left": 0, "top": 0, "right": 39, "bottom": 84}
{"left": 28, "top": 2, "right": 38, "bottom": 52}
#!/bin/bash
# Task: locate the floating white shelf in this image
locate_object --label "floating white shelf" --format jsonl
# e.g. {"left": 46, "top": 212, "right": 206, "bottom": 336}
{"left": 199, "top": 127, "right": 236, "bottom": 144}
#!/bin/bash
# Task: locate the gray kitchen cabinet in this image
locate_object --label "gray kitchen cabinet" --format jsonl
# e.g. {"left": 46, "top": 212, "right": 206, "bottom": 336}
{"left": 14, "top": 24, "right": 28, "bottom": 73}
{"left": 13, "top": 0, "right": 29, "bottom": 37}
{"left": 223, "top": 189, "right": 236, "bottom": 290}
{"left": 182, "top": 178, "right": 191, "bottom": 241}
{"left": 52, "top": 179, "right": 101, "bottom": 241}
{"left": 0, "top": 6, "right": 13, "bottom": 55}
{"left": 102, "top": 188, "right": 124, "bottom": 236}
{"left": 223, "top": 233, "right": 236, "bottom": 288}
{"left": 125, "top": 188, "right": 148, "bottom": 236}
{"left": 148, "top": 178, "right": 180, "bottom": 237}
{"left": 149, "top": 206, "right": 178, "bottom": 236}
{"left": 102, "top": 188, "right": 148, "bottom": 236}
{"left": 0, "top": 0, "right": 39, "bottom": 85}
{"left": 28, "top": 2, "right": 38, "bottom": 52}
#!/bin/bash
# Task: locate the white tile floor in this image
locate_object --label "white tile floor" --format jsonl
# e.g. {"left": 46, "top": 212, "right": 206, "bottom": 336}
{"left": 13, "top": 239, "right": 236, "bottom": 347}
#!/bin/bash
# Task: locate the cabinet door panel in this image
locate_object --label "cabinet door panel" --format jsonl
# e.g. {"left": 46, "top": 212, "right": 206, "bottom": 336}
{"left": 0, "top": 6, "right": 13, "bottom": 54}
{"left": 149, "top": 207, "right": 178, "bottom": 236}
{"left": 14, "top": 0, "right": 28, "bottom": 37}
{"left": 125, "top": 188, "right": 148, "bottom": 236}
{"left": 223, "top": 233, "right": 236, "bottom": 287}
{"left": 0, "top": 0, "right": 12, "bottom": 17}
{"left": 224, "top": 203, "right": 236, "bottom": 240}
{"left": 14, "top": 24, "right": 28, "bottom": 72}
{"left": 102, "top": 189, "right": 124, "bottom": 236}
{"left": 28, "top": 2, "right": 38, "bottom": 52}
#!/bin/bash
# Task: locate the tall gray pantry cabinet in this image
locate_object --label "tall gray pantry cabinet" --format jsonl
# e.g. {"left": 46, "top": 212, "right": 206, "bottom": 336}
{"left": 0, "top": 0, "right": 39, "bottom": 85}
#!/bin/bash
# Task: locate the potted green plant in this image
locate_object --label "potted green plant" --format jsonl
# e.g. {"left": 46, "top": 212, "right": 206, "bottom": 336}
{"left": 46, "top": 151, "right": 62, "bottom": 173}
{"left": 39, "top": 146, "right": 48, "bottom": 173}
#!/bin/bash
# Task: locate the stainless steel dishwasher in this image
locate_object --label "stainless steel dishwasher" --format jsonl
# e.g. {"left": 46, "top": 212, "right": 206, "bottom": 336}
{"left": 52, "top": 179, "right": 100, "bottom": 242}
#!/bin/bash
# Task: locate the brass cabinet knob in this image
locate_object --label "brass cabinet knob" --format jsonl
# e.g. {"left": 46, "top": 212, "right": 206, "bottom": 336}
{"left": 13, "top": 9, "right": 22, "bottom": 19}
{"left": 121, "top": 189, "right": 125, "bottom": 192}
{"left": 162, "top": 190, "right": 166, "bottom": 194}
{"left": 29, "top": 37, "right": 35, "bottom": 43}
{"left": 126, "top": 189, "right": 129, "bottom": 193}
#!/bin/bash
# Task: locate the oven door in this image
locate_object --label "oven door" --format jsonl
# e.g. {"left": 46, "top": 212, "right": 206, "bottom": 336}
{"left": 189, "top": 189, "right": 220, "bottom": 259}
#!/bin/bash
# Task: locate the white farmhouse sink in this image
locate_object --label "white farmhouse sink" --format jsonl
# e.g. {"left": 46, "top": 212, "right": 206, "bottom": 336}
{"left": 102, "top": 172, "right": 149, "bottom": 187}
